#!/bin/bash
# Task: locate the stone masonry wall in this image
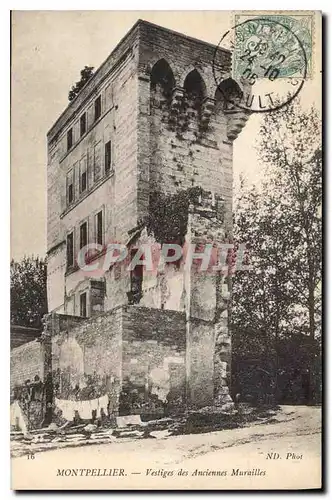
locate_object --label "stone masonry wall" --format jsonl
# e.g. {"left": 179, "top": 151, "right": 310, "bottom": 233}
{"left": 11, "top": 340, "right": 44, "bottom": 388}
{"left": 44, "top": 306, "right": 186, "bottom": 417}
{"left": 121, "top": 306, "right": 186, "bottom": 413}
{"left": 184, "top": 191, "right": 233, "bottom": 407}
{"left": 47, "top": 309, "right": 122, "bottom": 419}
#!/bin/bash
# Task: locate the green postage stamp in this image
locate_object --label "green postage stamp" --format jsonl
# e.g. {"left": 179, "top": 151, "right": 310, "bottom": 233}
{"left": 233, "top": 13, "right": 314, "bottom": 80}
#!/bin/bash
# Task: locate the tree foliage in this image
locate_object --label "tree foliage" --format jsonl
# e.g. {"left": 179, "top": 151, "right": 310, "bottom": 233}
{"left": 10, "top": 256, "right": 48, "bottom": 329}
{"left": 68, "top": 66, "right": 94, "bottom": 102}
{"left": 231, "top": 99, "right": 322, "bottom": 403}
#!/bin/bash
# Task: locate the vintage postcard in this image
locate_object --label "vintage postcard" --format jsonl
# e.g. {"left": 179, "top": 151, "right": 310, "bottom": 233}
{"left": 10, "top": 10, "right": 322, "bottom": 490}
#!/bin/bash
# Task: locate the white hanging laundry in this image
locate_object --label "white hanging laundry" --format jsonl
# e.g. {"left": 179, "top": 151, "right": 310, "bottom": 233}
{"left": 55, "top": 394, "right": 109, "bottom": 421}
{"left": 10, "top": 401, "right": 29, "bottom": 436}
{"left": 97, "top": 394, "right": 109, "bottom": 415}
{"left": 55, "top": 398, "right": 77, "bottom": 421}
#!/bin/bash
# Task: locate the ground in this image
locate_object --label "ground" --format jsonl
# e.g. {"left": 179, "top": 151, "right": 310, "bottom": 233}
{"left": 11, "top": 406, "right": 321, "bottom": 490}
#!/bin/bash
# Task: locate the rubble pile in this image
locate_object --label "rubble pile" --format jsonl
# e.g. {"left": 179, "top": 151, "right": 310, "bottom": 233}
{"left": 11, "top": 404, "right": 280, "bottom": 458}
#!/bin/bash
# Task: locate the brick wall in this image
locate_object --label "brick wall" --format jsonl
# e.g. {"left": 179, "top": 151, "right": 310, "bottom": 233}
{"left": 186, "top": 320, "right": 215, "bottom": 407}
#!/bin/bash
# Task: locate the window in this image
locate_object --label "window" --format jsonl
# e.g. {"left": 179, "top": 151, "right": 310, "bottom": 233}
{"left": 90, "top": 280, "right": 105, "bottom": 316}
{"left": 80, "top": 292, "right": 87, "bottom": 317}
{"left": 68, "top": 183, "right": 74, "bottom": 203}
{"left": 67, "top": 128, "right": 73, "bottom": 151}
{"left": 80, "top": 221, "right": 88, "bottom": 249}
{"left": 81, "top": 171, "right": 87, "bottom": 193}
{"left": 67, "top": 232, "right": 74, "bottom": 268}
{"left": 67, "top": 170, "right": 74, "bottom": 205}
{"left": 94, "top": 95, "right": 101, "bottom": 121}
{"left": 105, "top": 140, "right": 112, "bottom": 173}
{"left": 128, "top": 249, "right": 143, "bottom": 304}
{"left": 79, "top": 157, "right": 87, "bottom": 193}
{"left": 80, "top": 113, "right": 86, "bottom": 137}
{"left": 95, "top": 211, "right": 103, "bottom": 245}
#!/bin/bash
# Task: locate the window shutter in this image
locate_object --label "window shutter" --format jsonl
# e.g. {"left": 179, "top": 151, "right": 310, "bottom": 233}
{"left": 105, "top": 83, "right": 113, "bottom": 108}
{"left": 94, "top": 142, "right": 102, "bottom": 181}
{"left": 80, "top": 156, "right": 87, "bottom": 192}
{"left": 87, "top": 104, "right": 94, "bottom": 129}
{"left": 67, "top": 170, "right": 74, "bottom": 205}
{"left": 95, "top": 211, "right": 103, "bottom": 245}
{"left": 102, "top": 90, "right": 106, "bottom": 114}
{"left": 105, "top": 141, "right": 112, "bottom": 173}
{"left": 80, "top": 222, "right": 88, "bottom": 249}
{"left": 80, "top": 292, "right": 87, "bottom": 317}
{"left": 67, "top": 232, "right": 74, "bottom": 268}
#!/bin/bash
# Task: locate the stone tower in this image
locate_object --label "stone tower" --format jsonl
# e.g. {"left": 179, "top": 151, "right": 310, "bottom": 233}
{"left": 46, "top": 20, "right": 249, "bottom": 411}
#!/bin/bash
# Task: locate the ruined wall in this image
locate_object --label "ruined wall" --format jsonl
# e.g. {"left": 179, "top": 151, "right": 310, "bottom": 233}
{"left": 43, "top": 306, "right": 185, "bottom": 418}
{"left": 121, "top": 306, "right": 186, "bottom": 413}
{"left": 108, "top": 188, "right": 233, "bottom": 409}
{"left": 50, "top": 309, "right": 122, "bottom": 414}
{"left": 11, "top": 340, "right": 46, "bottom": 429}
{"left": 181, "top": 191, "right": 231, "bottom": 408}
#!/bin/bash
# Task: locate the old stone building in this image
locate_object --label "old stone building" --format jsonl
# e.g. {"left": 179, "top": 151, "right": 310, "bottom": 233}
{"left": 12, "top": 20, "right": 249, "bottom": 426}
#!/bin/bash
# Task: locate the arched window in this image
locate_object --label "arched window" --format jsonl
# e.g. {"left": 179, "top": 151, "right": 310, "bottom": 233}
{"left": 150, "top": 59, "right": 175, "bottom": 98}
{"left": 183, "top": 69, "right": 206, "bottom": 99}
{"left": 216, "top": 78, "right": 243, "bottom": 103}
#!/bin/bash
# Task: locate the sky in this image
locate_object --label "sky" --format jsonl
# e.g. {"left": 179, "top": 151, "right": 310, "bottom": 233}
{"left": 11, "top": 11, "right": 321, "bottom": 261}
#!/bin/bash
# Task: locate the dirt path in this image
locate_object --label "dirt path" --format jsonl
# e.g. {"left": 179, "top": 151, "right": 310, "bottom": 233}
{"left": 12, "top": 406, "right": 321, "bottom": 490}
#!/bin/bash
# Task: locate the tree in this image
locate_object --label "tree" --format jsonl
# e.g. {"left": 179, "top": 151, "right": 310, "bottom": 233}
{"left": 231, "top": 99, "right": 322, "bottom": 403}
{"left": 10, "top": 256, "right": 48, "bottom": 329}
{"left": 68, "top": 66, "right": 94, "bottom": 102}
{"left": 258, "top": 99, "right": 322, "bottom": 340}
